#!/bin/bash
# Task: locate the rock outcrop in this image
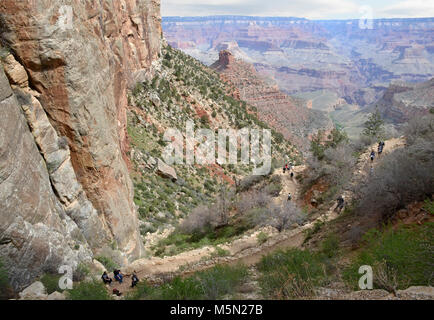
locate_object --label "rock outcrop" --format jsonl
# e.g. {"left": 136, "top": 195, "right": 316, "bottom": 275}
{"left": 18, "top": 281, "right": 47, "bottom": 300}
{"left": 156, "top": 159, "right": 177, "bottom": 182}
{"left": 367, "top": 78, "right": 434, "bottom": 124}
{"left": 0, "top": 0, "right": 161, "bottom": 291}
{"left": 0, "top": 66, "right": 93, "bottom": 291}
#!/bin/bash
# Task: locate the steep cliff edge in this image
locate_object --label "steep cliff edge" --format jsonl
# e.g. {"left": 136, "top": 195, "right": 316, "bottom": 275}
{"left": 0, "top": 0, "right": 161, "bottom": 290}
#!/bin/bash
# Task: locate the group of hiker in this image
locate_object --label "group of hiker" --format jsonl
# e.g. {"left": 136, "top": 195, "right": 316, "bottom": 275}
{"left": 283, "top": 163, "right": 295, "bottom": 202}
{"left": 283, "top": 163, "right": 294, "bottom": 179}
{"left": 370, "top": 141, "right": 386, "bottom": 163}
{"left": 101, "top": 269, "right": 140, "bottom": 296}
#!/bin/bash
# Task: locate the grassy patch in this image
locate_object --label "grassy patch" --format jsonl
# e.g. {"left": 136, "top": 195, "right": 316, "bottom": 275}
{"left": 303, "top": 220, "right": 325, "bottom": 244}
{"left": 40, "top": 274, "right": 62, "bottom": 294}
{"left": 154, "top": 222, "right": 250, "bottom": 257}
{"left": 95, "top": 256, "right": 118, "bottom": 271}
{"left": 319, "top": 233, "right": 340, "bottom": 259}
{"left": 257, "top": 248, "right": 329, "bottom": 299}
{"left": 128, "top": 264, "right": 248, "bottom": 300}
{"left": 343, "top": 223, "right": 434, "bottom": 291}
{"left": 257, "top": 232, "right": 269, "bottom": 245}
{"left": 67, "top": 280, "right": 112, "bottom": 300}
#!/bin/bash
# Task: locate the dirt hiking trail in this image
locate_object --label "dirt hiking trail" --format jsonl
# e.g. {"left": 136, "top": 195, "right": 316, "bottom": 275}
{"left": 113, "top": 138, "right": 406, "bottom": 293}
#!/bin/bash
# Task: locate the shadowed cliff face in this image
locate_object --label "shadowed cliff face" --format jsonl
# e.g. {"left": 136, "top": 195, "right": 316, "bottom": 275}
{"left": 0, "top": 0, "right": 161, "bottom": 289}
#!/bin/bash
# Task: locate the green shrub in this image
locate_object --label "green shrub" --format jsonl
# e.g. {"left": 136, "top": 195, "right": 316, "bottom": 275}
{"left": 320, "top": 234, "right": 340, "bottom": 259}
{"left": 343, "top": 223, "right": 434, "bottom": 291}
{"left": 212, "top": 247, "right": 230, "bottom": 257}
{"left": 74, "top": 263, "right": 90, "bottom": 282}
{"left": 68, "top": 280, "right": 112, "bottom": 300}
{"left": 257, "top": 232, "right": 269, "bottom": 245}
{"left": 303, "top": 220, "right": 325, "bottom": 243}
{"left": 126, "top": 281, "right": 154, "bottom": 300}
{"left": 95, "top": 256, "right": 117, "bottom": 271}
{"left": 157, "top": 277, "right": 203, "bottom": 300}
{"left": 40, "top": 274, "right": 62, "bottom": 294}
{"left": 128, "top": 265, "right": 248, "bottom": 300}
{"left": 195, "top": 265, "right": 248, "bottom": 300}
{"left": 257, "top": 248, "right": 327, "bottom": 299}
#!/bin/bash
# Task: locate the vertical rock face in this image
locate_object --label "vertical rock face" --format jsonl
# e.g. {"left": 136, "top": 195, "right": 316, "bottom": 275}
{"left": 0, "top": 66, "right": 93, "bottom": 291}
{"left": 0, "top": 0, "right": 161, "bottom": 289}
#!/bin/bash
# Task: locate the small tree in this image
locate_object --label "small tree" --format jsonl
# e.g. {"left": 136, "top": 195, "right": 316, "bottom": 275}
{"left": 263, "top": 202, "right": 305, "bottom": 232}
{"left": 363, "top": 108, "right": 385, "bottom": 140}
{"left": 216, "top": 185, "right": 233, "bottom": 227}
{"left": 310, "top": 130, "right": 325, "bottom": 160}
{"left": 179, "top": 205, "right": 216, "bottom": 234}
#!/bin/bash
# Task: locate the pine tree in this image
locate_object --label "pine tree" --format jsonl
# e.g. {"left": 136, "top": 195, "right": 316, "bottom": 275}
{"left": 363, "top": 108, "right": 385, "bottom": 139}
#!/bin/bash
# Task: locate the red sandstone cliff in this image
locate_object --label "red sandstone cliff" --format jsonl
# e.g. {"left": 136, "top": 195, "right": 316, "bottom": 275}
{"left": 0, "top": 0, "right": 161, "bottom": 289}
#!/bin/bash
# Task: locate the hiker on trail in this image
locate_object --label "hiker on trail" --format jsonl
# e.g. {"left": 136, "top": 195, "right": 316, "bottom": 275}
{"left": 114, "top": 269, "right": 124, "bottom": 284}
{"left": 101, "top": 272, "right": 112, "bottom": 285}
{"left": 283, "top": 164, "right": 287, "bottom": 174}
{"left": 289, "top": 163, "right": 293, "bottom": 171}
{"left": 379, "top": 141, "right": 385, "bottom": 155}
{"left": 287, "top": 193, "right": 292, "bottom": 201}
{"left": 370, "top": 150, "right": 376, "bottom": 163}
{"left": 131, "top": 271, "right": 139, "bottom": 288}
{"left": 335, "top": 196, "right": 345, "bottom": 213}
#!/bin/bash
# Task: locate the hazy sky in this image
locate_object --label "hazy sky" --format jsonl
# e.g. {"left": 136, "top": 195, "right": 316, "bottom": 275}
{"left": 162, "top": 0, "right": 434, "bottom": 19}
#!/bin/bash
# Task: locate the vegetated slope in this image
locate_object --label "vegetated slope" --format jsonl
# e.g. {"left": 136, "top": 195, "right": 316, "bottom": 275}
{"left": 118, "top": 135, "right": 433, "bottom": 300}
{"left": 126, "top": 44, "right": 300, "bottom": 253}
{"left": 211, "top": 50, "right": 333, "bottom": 149}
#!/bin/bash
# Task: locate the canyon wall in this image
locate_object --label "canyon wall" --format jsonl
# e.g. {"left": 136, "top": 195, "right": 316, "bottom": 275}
{"left": 212, "top": 50, "right": 333, "bottom": 148}
{"left": 0, "top": 0, "right": 161, "bottom": 290}
{"left": 163, "top": 16, "right": 434, "bottom": 105}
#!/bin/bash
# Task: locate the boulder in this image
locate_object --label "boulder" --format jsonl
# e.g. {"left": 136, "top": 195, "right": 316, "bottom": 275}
{"left": 396, "top": 286, "right": 434, "bottom": 300}
{"left": 92, "top": 259, "right": 107, "bottom": 274}
{"left": 47, "top": 291, "right": 66, "bottom": 300}
{"left": 150, "top": 93, "right": 161, "bottom": 107}
{"left": 19, "top": 281, "right": 47, "bottom": 300}
{"left": 156, "top": 159, "right": 178, "bottom": 181}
